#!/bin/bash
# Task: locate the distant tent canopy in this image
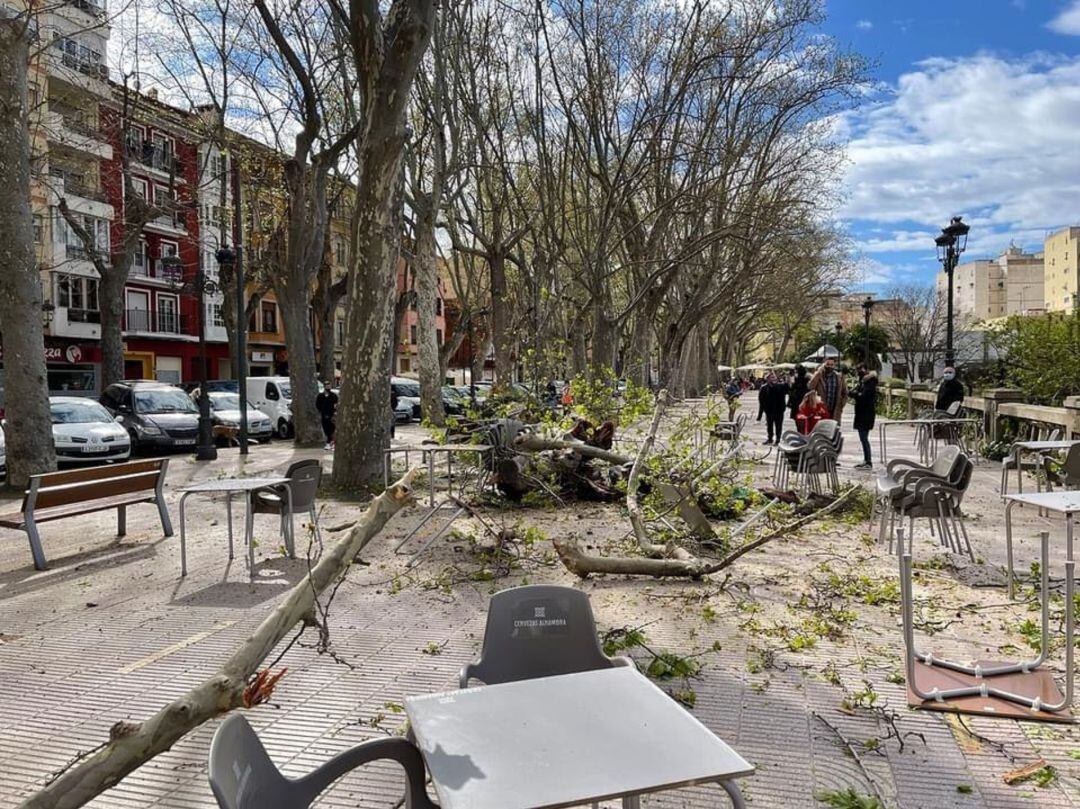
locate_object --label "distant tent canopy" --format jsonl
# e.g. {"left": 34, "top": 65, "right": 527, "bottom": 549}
{"left": 803, "top": 344, "right": 841, "bottom": 363}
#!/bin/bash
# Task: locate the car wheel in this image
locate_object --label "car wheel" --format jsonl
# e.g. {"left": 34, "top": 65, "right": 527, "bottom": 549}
{"left": 277, "top": 419, "right": 292, "bottom": 439}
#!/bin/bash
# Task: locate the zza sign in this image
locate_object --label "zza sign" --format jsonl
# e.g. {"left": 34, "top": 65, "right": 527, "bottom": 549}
{"left": 0, "top": 341, "right": 101, "bottom": 364}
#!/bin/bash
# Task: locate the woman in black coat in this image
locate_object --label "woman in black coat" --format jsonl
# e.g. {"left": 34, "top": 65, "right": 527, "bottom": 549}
{"left": 788, "top": 365, "right": 808, "bottom": 423}
{"left": 852, "top": 368, "right": 878, "bottom": 469}
{"left": 757, "top": 372, "right": 790, "bottom": 444}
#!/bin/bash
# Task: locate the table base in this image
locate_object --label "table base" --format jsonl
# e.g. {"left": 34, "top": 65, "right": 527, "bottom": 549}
{"left": 907, "top": 663, "right": 1072, "bottom": 723}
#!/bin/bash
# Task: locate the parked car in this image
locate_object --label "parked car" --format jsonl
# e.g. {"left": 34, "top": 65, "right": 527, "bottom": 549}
{"left": 182, "top": 379, "right": 239, "bottom": 395}
{"left": 441, "top": 385, "right": 469, "bottom": 416}
{"left": 100, "top": 381, "right": 200, "bottom": 451}
{"left": 206, "top": 392, "right": 273, "bottom": 443}
{"left": 391, "top": 377, "right": 422, "bottom": 421}
{"left": 246, "top": 376, "right": 296, "bottom": 439}
{"left": 50, "top": 396, "right": 131, "bottom": 463}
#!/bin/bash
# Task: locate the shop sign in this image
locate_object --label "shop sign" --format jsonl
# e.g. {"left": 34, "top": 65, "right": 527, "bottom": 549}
{"left": 251, "top": 351, "right": 274, "bottom": 363}
{"left": 0, "top": 342, "right": 99, "bottom": 364}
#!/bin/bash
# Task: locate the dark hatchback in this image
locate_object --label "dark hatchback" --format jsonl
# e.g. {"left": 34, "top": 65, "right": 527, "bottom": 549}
{"left": 100, "top": 382, "right": 200, "bottom": 451}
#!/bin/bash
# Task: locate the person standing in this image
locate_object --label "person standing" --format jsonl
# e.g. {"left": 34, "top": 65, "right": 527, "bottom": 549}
{"left": 788, "top": 364, "right": 808, "bottom": 426}
{"left": 757, "top": 371, "right": 789, "bottom": 445}
{"left": 852, "top": 366, "right": 878, "bottom": 469}
{"left": 316, "top": 381, "right": 339, "bottom": 450}
{"left": 723, "top": 377, "right": 742, "bottom": 421}
{"left": 935, "top": 367, "right": 965, "bottom": 412}
{"left": 809, "top": 358, "right": 848, "bottom": 422}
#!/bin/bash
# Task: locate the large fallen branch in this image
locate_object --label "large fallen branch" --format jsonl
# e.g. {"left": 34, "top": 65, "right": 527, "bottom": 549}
{"left": 512, "top": 432, "right": 631, "bottom": 465}
{"left": 21, "top": 469, "right": 422, "bottom": 809}
{"left": 553, "top": 485, "right": 860, "bottom": 579}
{"left": 627, "top": 391, "right": 672, "bottom": 555}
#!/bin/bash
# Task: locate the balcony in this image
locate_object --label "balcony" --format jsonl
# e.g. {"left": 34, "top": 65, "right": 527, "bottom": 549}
{"left": 123, "top": 308, "right": 189, "bottom": 336}
{"left": 51, "top": 306, "right": 101, "bottom": 339}
{"left": 130, "top": 256, "right": 185, "bottom": 283}
{"left": 48, "top": 43, "right": 110, "bottom": 95}
{"left": 125, "top": 141, "right": 183, "bottom": 179}
{"left": 49, "top": 166, "right": 108, "bottom": 204}
{"left": 45, "top": 111, "right": 112, "bottom": 160}
{"left": 65, "top": 0, "right": 106, "bottom": 19}
{"left": 144, "top": 212, "right": 188, "bottom": 236}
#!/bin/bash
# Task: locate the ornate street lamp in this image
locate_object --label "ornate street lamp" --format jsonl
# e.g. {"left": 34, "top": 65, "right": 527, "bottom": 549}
{"left": 161, "top": 254, "right": 218, "bottom": 461}
{"left": 935, "top": 215, "right": 970, "bottom": 368}
{"left": 215, "top": 246, "right": 248, "bottom": 455}
{"left": 41, "top": 300, "right": 56, "bottom": 327}
{"left": 861, "top": 296, "right": 875, "bottom": 368}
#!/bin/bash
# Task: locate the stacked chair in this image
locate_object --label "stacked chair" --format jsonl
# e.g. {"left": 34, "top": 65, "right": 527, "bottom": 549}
{"left": 874, "top": 446, "right": 974, "bottom": 559}
{"left": 772, "top": 419, "right": 842, "bottom": 495}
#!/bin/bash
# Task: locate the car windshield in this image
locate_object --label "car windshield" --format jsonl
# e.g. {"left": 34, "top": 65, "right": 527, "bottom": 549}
{"left": 209, "top": 393, "right": 241, "bottom": 410}
{"left": 50, "top": 400, "right": 112, "bottom": 424}
{"left": 134, "top": 389, "right": 198, "bottom": 414}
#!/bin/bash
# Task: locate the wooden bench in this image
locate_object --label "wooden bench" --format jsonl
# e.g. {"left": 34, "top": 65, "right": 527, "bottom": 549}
{"left": 0, "top": 459, "right": 173, "bottom": 570}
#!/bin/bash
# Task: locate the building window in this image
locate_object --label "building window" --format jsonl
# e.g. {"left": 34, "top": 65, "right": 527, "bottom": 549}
{"left": 333, "top": 237, "right": 347, "bottom": 266}
{"left": 399, "top": 356, "right": 411, "bottom": 373}
{"left": 33, "top": 214, "right": 44, "bottom": 244}
{"left": 335, "top": 319, "right": 345, "bottom": 344}
{"left": 56, "top": 274, "right": 100, "bottom": 322}
{"left": 409, "top": 324, "right": 417, "bottom": 344}
{"left": 437, "top": 328, "right": 443, "bottom": 345}
{"left": 207, "top": 302, "right": 225, "bottom": 328}
{"left": 157, "top": 294, "right": 180, "bottom": 333}
{"left": 435, "top": 298, "right": 442, "bottom": 316}
{"left": 261, "top": 301, "right": 277, "bottom": 333}
{"left": 56, "top": 210, "right": 109, "bottom": 259}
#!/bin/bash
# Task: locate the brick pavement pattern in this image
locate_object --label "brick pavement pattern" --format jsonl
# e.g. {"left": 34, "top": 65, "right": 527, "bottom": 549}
{"left": 1, "top": 410, "right": 1079, "bottom": 808}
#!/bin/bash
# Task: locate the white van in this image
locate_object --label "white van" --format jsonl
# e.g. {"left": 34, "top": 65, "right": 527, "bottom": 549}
{"left": 246, "top": 377, "right": 294, "bottom": 438}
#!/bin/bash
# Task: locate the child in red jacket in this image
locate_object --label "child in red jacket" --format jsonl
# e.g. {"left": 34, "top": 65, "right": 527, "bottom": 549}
{"left": 796, "top": 391, "right": 830, "bottom": 435}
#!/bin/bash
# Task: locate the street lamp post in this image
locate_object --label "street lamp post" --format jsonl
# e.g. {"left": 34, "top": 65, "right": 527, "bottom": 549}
{"left": 215, "top": 246, "right": 248, "bottom": 455}
{"left": 161, "top": 255, "right": 219, "bottom": 462}
{"left": 861, "top": 296, "right": 875, "bottom": 368}
{"left": 935, "top": 215, "right": 970, "bottom": 368}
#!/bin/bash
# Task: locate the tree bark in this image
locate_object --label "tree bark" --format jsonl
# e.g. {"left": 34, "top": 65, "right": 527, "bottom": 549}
{"left": 0, "top": 17, "right": 57, "bottom": 487}
{"left": 489, "top": 249, "right": 513, "bottom": 387}
{"left": 414, "top": 195, "right": 445, "bottom": 425}
{"left": 512, "top": 433, "right": 631, "bottom": 466}
{"left": 19, "top": 468, "right": 421, "bottom": 809}
{"left": 333, "top": 0, "right": 435, "bottom": 491}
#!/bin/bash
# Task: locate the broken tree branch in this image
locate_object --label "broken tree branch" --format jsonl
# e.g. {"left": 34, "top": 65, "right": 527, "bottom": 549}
{"left": 20, "top": 469, "right": 422, "bottom": 809}
{"left": 553, "top": 486, "right": 860, "bottom": 579}
{"left": 512, "top": 433, "right": 631, "bottom": 465}
{"left": 627, "top": 390, "right": 670, "bottom": 554}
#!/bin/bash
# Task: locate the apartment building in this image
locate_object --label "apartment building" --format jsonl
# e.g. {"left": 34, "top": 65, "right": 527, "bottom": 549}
{"left": 1043, "top": 226, "right": 1080, "bottom": 312}
{"left": 936, "top": 245, "right": 1045, "bottom": 326}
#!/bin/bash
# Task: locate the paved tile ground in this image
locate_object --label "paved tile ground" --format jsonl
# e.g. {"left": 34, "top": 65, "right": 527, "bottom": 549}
{"left": 1, "top": 401, "right": 1080, "bottom": 808}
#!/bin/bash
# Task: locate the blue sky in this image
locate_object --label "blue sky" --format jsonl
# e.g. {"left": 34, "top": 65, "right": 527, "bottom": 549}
{"left": 819, "top": 1, "right": 1080, "bottom": 291}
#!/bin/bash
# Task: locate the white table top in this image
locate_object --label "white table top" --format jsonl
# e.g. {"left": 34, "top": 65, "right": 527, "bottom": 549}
{"left": 405, "top": 666, "right": 753, "bottom": 809}
{"left": 1004, "top": 491, "right": 1080, "bottom": 513}
{"left": 1013, "top": 440, "right": 1080, "bottom": 451}
{"left": 180, "top": 477, "right": 289, "bottom": 493}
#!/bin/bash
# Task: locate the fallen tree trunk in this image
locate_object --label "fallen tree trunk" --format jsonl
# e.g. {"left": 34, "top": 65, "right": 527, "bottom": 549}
{"left": 512, "top": 433, "right": 631, "bottom": 465}
{"left": 553, "top": 485, "right": 860, "bottom": 579}
{"left": 21, "top": 469, "right": 422, "bottom": 809}
{"left": 627, "top": 390, "right": 670, "bottom": 554}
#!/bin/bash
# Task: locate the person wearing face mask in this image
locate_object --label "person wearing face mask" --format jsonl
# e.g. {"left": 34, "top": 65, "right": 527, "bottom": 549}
{"left": 935, "top": 367, "right": 965, "bottom": 412}
{"left": 808, "top": 357, "right": 848, "bottom": 422}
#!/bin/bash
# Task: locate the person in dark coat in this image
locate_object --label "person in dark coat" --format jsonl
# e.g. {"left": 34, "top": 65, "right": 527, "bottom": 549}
{"left": 935, "top": 367, "right": 964, "bottom": 412}
{"left": 788, "top": 364, "right": 808, "bottom": 423}
{"left": 756, "top": 371, "right": 790, "bottom": 444}
{"left": 390, "top": 384, "right": 399, "bottom": 438}
{"left": 852, "top": 367, "right": 878, "bottom": 469}
{"left": 315, "top": 381, "right": 339, "bottom": 449}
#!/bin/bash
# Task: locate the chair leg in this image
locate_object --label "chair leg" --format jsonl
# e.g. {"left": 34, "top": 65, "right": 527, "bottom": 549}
{"left": 117, "top": 504, "right": 126, "bottom": 537}
{"left": 157, "top": 496, "right": 174, "bottom": 537}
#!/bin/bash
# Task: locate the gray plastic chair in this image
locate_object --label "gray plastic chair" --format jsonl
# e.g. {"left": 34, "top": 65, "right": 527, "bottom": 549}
{"left": 253, "top": 459, "right": 323, "bottom": 549}
{"left": 1045, "top": 443, "right": 1080, "bottom": 491}
{"left": 460, "top": 584, "right": 632, "bottom": 688}
{"left": 208, "top": 713, "right": 437, "bottom": 809}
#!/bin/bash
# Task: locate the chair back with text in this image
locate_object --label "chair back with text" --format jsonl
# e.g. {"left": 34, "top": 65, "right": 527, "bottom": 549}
{"left": 460, "top": 585, "right": 615, "bottom": 687}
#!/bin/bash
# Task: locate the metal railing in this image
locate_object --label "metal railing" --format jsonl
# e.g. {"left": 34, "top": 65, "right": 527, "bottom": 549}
{"left": 123, "top": 308, "right": 186, "bottom": 335}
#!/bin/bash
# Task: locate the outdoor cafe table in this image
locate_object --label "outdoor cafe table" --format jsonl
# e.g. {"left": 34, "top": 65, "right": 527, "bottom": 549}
{"left": 177, "top": 477, "right": 293, "bottom": 578}
{"left": 878, "top": 418, "right": 980, "bottom": 465}
{"left": 405, "top": 666, "right": 753, "bottom": 809}
{"left": 1002, "top": 440, "right": 1080, "bottom": 495}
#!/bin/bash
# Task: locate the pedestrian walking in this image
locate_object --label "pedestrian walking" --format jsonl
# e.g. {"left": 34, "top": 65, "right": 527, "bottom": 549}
{"left": 809, "top": 358, "right": 848, "bottom": 422}
{"left": 757, "top": 371, "right": 789, "bottom": 445}
{"left": 852, "top": 366, "right": 878, "bottom": 469}
{"left": 316, "top": 381, "right": 339, "bottom": 450}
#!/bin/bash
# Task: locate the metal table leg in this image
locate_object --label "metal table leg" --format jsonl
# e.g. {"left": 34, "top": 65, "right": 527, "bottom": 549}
{"left": 1005, "top": 499, "right": 1017, "bottom": 600}
{"left": 179, "top": 491, "right": 192, "bottom": 576}
{"left": 245, "top": 490, "right": 256, "bottom": 581}
{"left": 225, "top": 492, "right": 234, "bottom": 560}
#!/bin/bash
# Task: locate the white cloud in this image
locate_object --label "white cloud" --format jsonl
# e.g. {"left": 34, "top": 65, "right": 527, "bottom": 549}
{"left": 1048, "top": 1, "right": 1080, "bottom": 34}
{"left": 855, "top": 19, "right": 873, "bottom": 31}
{"left": 840, "top": 52, "right": 1080, "bottom": 261}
